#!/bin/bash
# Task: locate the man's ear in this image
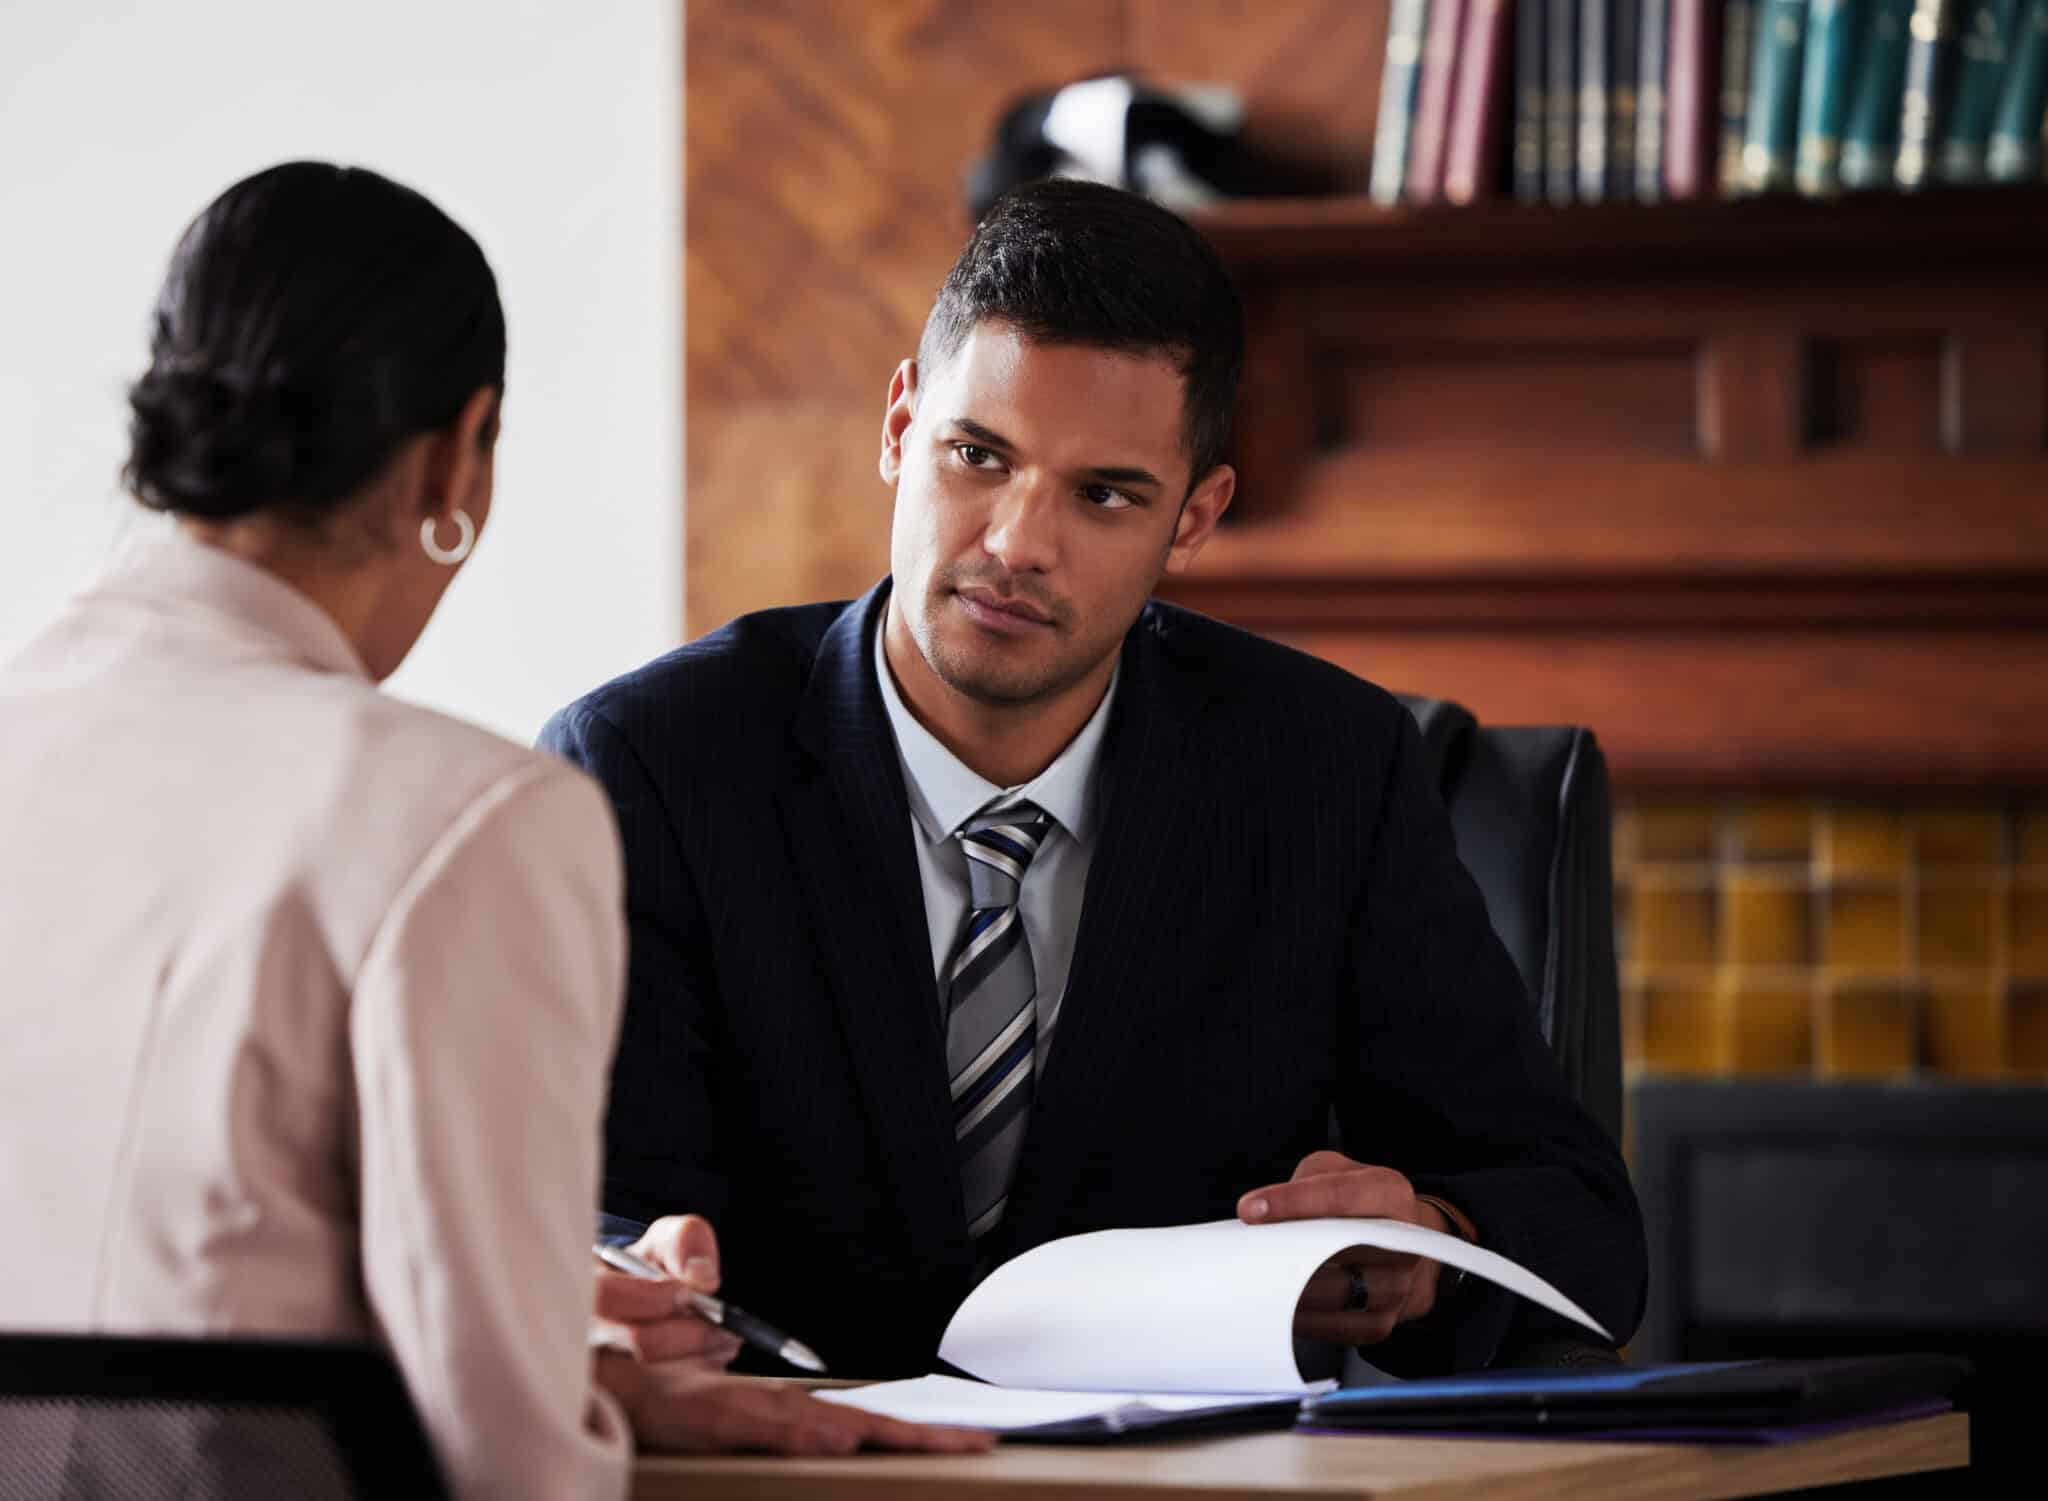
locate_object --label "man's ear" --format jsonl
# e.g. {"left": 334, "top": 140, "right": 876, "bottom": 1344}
{"left": 1162, "top": 462, "right": 1235, "bottom": 576}
{"left": 879, "top": 358, "right": 919, "bottom": 486}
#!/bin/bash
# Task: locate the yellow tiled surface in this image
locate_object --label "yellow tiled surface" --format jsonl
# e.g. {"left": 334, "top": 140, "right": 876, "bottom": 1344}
{"left": 1819, "top": 809, "right": 1911, "bottom": 879}
{"left": 2013, "top": 984, "right": 2048, "bottom": 1073}
{"left": 1919, "top": 878, "right": 2003, "bottom": 969}
{"left": 1915, "top": 809, "right": 2005, "bottom": 866}
{"left": 1629, "top": 875, "right": 1716, "bottom": 968}
{"left": 1630, "top": 975, "right": 1719, "bottom": 1074}
{"left": 1728, "top": 801, "right": 1813, "bottom": 864}
{"left": 1925, "top": 974, "right": 2006, "bottom": 1077}
{"left": 1722, "top": 873, "right": 1810, "bottom": 966}
{"left": 1716, "top": 973, "right": 1814, "bottom": 1073}
{"left": 2019, "top": 811, "right": 2048, "bottom": 868}
{"left": 1816, "top": 978, "right": 1921, "bottom": 1078}
{"left": 1617, "top": 803, "right": 1720, "bottom": 864}
{"left": 1617, "top": 796, "right": 2048, "bottom": 1081}
{"left": 1822, "top": 885, "right": 1908, "bottom": 971}
{"left": 2014, "top": 884, "right": 2048, "bottom": 977}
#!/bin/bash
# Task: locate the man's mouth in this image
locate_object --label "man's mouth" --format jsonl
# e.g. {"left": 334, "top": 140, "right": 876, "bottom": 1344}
{"left": 954, "top": 586, "right": 1055, "bottom": 632}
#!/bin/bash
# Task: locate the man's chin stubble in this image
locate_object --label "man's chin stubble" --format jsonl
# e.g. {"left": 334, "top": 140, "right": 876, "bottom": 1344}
{"left": 919, "top": 609, "right": 1098, "bottom": 710}
{"left": 934, "top": 662, "right": 1061, "bottom": 710}
{"left": 925, "top": 638, "right": 1079, "bottom": 711}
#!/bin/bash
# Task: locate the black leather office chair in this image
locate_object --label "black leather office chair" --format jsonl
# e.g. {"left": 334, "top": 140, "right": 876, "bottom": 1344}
{"left": 1394, "top": 694, "right": 1624, "bottom": 1147}
{"left": 0, "top": 1334, "right": 448, "bottom": 1500}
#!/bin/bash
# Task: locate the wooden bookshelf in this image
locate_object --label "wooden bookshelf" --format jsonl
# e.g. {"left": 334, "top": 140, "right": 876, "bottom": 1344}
{"left": 1166, "top": 190, "right": 2048, "bottom": 789}
{"left": 1195, "top": 187, "right": 2048, "bottom": 270}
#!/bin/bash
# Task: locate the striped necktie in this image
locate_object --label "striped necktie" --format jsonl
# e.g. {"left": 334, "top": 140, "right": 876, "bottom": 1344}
{"left": 945, "top": 802, "right": 1053, "bottom": 1244}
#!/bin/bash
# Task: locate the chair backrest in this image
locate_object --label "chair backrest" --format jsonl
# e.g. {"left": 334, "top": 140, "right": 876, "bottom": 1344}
{"left": 1395, "top": 694, "right": 1623, "bottom": 1145}
{"left": 0, "top": 1333, "right": 448, "bottom": 1501}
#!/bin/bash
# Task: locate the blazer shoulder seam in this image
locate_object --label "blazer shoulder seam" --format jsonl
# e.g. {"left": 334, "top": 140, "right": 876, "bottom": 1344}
{"left": 350, "top": 759, "right": 594, "bottom": 983}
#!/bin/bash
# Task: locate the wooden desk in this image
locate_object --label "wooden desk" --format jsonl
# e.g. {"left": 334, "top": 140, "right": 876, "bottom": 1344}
{"left": 632, "top": 1411, "right": 1966, "bottom": 1500}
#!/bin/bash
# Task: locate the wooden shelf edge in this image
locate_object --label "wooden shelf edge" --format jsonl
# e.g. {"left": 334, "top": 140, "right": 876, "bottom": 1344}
{"left": 1607, "top": 746, "right": 2048, "bottom": 794}
{"left": 1194, "top": 188, "right": 2048, "bottom": 275}
{"left": 1158, "top": 572, "right": 2048, "bottom": 630}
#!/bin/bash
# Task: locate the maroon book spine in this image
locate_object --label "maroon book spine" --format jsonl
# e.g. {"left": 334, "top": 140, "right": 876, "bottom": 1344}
{"left": 1445, "top": 0, "right": 1515, "bottom": 203}
{"left": 1406, "top": 0, "right": 1471, "bottom": 202}
{"left": 1662, "top": 0, "right": 1724, "bottom": 198}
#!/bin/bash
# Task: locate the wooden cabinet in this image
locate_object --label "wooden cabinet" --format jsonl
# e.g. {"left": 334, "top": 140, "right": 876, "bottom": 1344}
{"left": 1169, "top": 190, "right": 2048, "bottom": 788}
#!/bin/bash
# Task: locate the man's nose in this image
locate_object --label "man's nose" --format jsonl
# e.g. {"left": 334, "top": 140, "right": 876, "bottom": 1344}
{"left": 980, "top": 476, "right": 1059, "bottom": 574}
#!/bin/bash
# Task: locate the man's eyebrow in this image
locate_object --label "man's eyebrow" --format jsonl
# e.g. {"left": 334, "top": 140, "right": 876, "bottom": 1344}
{"left": 948, "top": 418, "right": 1014, "bottom": 451}
{"left": 1083, "top": 464, "right": 1165, "bottom": 492}
{"left": 947, "top": 417, "right": 1165, "bottom": 493}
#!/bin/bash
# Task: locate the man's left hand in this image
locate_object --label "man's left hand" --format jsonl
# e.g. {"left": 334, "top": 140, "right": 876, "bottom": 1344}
{"left": 1236, "top": 1151, "right": 1457, "bottom": 1347}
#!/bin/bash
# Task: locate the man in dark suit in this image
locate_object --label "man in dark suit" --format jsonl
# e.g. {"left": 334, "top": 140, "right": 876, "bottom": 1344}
{"left": 543, "top": 179, "right": 1646, "bottom": 1380}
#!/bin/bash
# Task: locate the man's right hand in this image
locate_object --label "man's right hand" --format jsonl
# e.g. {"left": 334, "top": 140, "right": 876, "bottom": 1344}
{"left": 596, "top": 1352, "right": 993, "bottom": 1456}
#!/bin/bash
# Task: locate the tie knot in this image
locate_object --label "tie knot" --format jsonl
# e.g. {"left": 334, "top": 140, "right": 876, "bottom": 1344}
{"left": 958, "top": 803, "right": 1052, "bottom": 907}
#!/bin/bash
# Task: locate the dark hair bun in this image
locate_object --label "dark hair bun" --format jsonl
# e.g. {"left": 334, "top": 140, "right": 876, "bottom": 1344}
{"left": 125, "top": 365, "right": 305, "bottom": 521}
{"left": 121, "top": 161, "right": 505, "bottom": 523}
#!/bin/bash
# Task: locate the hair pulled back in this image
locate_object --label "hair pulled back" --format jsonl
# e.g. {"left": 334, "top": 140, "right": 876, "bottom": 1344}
{"left": 124, "top": 161, "right": 505, "bottom": 521}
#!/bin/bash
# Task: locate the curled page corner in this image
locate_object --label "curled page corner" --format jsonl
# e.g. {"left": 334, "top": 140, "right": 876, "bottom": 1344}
{"left": 938, "top": 1217, "right": 1612, "bottom": 1395}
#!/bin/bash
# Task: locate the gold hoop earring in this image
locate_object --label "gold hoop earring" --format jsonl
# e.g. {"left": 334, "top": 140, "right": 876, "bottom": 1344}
{"left": 421, "top": 510, "right": 475, "bottom": 566}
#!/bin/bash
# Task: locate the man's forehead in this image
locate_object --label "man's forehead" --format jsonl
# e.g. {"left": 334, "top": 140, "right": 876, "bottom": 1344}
{"left": 923, "top": 323, "right": 1188, "bottom": 459}
{"left": 933, "top": 319, "right": 1188, "bottom": 379}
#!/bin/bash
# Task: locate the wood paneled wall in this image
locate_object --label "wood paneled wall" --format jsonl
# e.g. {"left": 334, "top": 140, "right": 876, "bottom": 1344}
{"left": 1178, "top": 192, "right": 2048, "bottom": 787}
{"left": 684, "top": 0, "right": 1390, "bottom": 635}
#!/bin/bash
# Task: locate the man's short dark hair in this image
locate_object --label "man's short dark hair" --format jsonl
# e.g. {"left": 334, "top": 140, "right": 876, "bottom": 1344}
{"left": 918, "top": 178, "right": 1245, "bottom": 486}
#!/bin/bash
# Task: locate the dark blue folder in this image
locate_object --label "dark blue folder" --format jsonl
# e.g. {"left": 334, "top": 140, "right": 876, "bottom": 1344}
{"left": 1302, "top": 1356, "right": 1969, "bottom": 1437}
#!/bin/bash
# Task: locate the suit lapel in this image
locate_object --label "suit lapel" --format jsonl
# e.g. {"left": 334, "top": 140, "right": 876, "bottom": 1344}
{"left": 997, "top": 607, "right": 1208, "bottom": 1258}
{"left": 785, "top": 583, "right": 969, "bottom": 1268}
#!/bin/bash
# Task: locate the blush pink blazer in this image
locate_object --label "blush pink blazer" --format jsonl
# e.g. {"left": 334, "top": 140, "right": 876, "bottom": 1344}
{"left": 0, "top": 525, "right": 631, "bottom": 1499}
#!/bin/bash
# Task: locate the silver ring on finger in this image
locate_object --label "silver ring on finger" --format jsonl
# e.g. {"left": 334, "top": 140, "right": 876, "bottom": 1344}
{"left": 1343, "top": 1267, "right": 1369, "bottom": 1312}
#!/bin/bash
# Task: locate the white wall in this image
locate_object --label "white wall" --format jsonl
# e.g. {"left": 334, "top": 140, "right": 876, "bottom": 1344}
{"left": 0, "top": 1, "right": 682, "bottom": 741}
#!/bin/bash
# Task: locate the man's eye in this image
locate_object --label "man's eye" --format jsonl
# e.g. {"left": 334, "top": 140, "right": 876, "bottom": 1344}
{"left": 955, "top": 444, "right": 997, "bottom": 468}
{"left": 1083, "top": 485, "right": 1135, "bottom": 511}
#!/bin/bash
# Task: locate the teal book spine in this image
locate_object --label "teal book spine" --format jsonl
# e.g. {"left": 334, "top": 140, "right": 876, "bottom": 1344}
{"left": 1371, "top": 0, "right": 1435, "bottom": 204}
{"left": 1577, "top": 0, "right": 1612, "bottom": 202}
{"left": 1720, "top": 0, "right": 1762, "bottom": 193}
{"left": 1940, "top": 0, "right": 2023, "bottom": 180}
{"left": 1549, "top": 0, "right": 1582, "bottom": 202}
{"left": 1796, "top": 0, "right": 1866, "bottom": 194}
{"left": 1741, "top": 0, "right": 1812, "bottom": 192}
{"left": 1516, "top": 0, "right": 1550, "bottom": 200}
{"left": 1637, "top": 0, "right": 1672, "bottom": 201}
{"left": 1897, "top": 0, "right": 1962, "bottom": 189}
{"left": 1842, "top": 0, "right": 1918, "bottom": 187}
{"left": 1986, "top": 0, "right": 2048, "bottom": 176}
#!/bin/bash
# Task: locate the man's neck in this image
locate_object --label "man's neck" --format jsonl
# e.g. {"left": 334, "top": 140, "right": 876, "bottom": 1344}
{"left": 882, "top": 599, "right": 1113, "bottom": 789}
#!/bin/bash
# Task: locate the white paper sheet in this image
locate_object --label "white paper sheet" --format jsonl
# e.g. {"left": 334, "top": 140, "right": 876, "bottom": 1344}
{"left": 814, "top": 1373, "right": 1290, "bottom": 1431}
{"left": 935, "top": 1216, "right": 1611, "bottom": 1394}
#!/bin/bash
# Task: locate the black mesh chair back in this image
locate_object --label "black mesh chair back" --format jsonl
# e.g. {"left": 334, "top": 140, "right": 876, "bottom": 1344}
{"left": 0, "top": 1333, "right": 447, "bottom": 1501}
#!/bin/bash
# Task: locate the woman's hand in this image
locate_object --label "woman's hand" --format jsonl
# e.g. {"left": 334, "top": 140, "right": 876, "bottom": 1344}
{"left": 598, "top": 1356, "right": 994, "bottom": 1456}
{"left": 592, "top": 1214, "right": 742, "bottom": 1370}
{"left": 590, "top": 1211, "right": 992, "bottom": 1455}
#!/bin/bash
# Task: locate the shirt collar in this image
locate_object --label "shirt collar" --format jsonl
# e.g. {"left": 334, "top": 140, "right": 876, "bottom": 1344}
{"left": 91, "top": 517, "right": 371, "bottom": 680}
{"left": 873, "top": 611, "right": 1117, "bottom": 847}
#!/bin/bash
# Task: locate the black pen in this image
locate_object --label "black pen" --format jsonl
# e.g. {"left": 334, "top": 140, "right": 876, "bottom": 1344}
{"left": 593, "top": 1242, "right": 827, "bottom": 1374}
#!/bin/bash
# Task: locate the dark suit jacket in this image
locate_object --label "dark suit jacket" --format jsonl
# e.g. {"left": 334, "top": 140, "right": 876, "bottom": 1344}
{"left": 541, "top": 581, "right": 1647, "bottom": 1379}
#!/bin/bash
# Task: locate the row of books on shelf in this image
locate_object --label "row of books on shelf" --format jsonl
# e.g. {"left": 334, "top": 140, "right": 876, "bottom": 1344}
{"left": 1370, "top": 1, "right": 2048, "bottom": 208}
